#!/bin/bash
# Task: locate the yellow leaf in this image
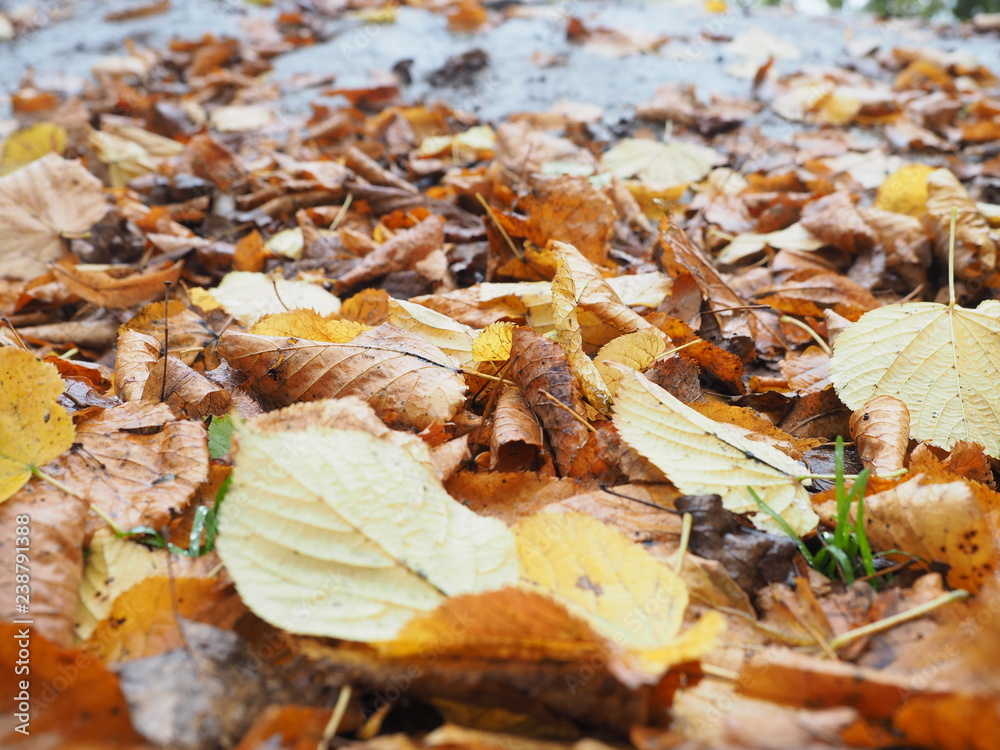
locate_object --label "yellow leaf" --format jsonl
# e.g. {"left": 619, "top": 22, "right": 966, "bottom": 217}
{"left": 0, "top": 349, "right": 75, "bottom": 502}
{"left": 472, "top": 321, "right": 514, "bottom": 362}
{"left": 552, "top": 257, "right": 613, "bottom": 414}
{"left": 216, "top": 426, "right": 518, "bottom": 641}
{"left": 830, "top": 300, "right": 1000, "bottom": 457}
{"left": 265, "top": 227, "right": 304, "bottom": 260}
{"left": 187, "top": 287, "right": 222, "bottom": 312}
{"left": 89, "top": 130, "right": 156, "bottom": 188}
{"left": 387, "top": 298, "right": 478, "bottom": 366}
{"left": 612, "top": 367, "right": 817, "bottom": 535}
{"left": 873, "top": 163, "right": 936, "bottom": 217}
{"left": 515, "top": 510, "right": 723, "bottom": 681}
{"left": 250, "top": 310, "right": 368, "bottom": 343}
{"left": 594, "top": 330, "right": 667, "bottom": 397}
{"left": 210, "top": 271, "right": 341, "bottom": 326}
{"left": 0, "top": 122, "right": 67, "bottom": 175}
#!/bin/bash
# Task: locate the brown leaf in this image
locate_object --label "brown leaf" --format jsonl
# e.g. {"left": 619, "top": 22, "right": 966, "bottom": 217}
{"left": 113, "top": 329, "right": 160, "bottom": 402}
{"left": 643, "top": 354, "right": 705, "bottom": 403}
{"left": 862, "top": 473, "right": 998, "bottom": 591}
{"left": 116, "top": 619, "right": 270, "bottom": 749}
{"left": 659, "top": 219, "right": 786, "bottom": 355}
{"left": 335, "top": 214, "right": 445, "bottom": 291}
{"left": 52, "top": 258, "right": 184, "bottom": 309}
{"left": 446, "top": 471, "right": 585, "bottom": 523}
{"left": 219, "top": 324, "right": 467, "bottom": 431}
{"left": 799, "top": 190, "right": 877, "bottom": 254}
{"left": 142, "top": 355, "right": 232, "bottom": 419}
{"left": 340, "top": 287, "right": 391, "bottom": 326}
{"left": 121, "top": 299, "right": 218, "bottom": 368}
{"left": 647, "top": 313, "right": 746, "bottom": 394}
{"left": 922, "top": 168, "right": 997, "bottom": 283}
{"left": 909, "top": 440, "right": 996, "bottom": 487}
{"left": 490, "top": 385, "right": 544, "bottom": 471}
{"left": 779, "top": 345, "right": 831, "bottom": 396}
{"left": 849, "top": 395, "right": 910, "bottom": 475}
{"left": 779, "top": 387, "right": 851, "bottom": 440}
{"left": 755, "top": 273, "right": 879, "bottom": 321}
{"left": 0, "top": 153, "right": 109, "bottom": 279}
{"left": 50, "top": 402, "right": 208, "bottom": 536}
{"left": 507, "top": 326, "right": 589, "bottom": 476}
{"left": 0, "top": 483, "right": 88, "bottom": 646}
{"left": 0, "top": 623, "right": 142, "bottom": 745}
{"left": 85, "top": 576, "right": 246, "bottom": 664}
{"left": 498, "top": 177, "right": 615, "bottom": 264}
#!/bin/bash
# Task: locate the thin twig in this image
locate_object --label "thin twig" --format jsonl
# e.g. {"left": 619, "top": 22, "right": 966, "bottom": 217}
{"left": 0, "top": 317, "right": 29, "bottom": 351}
{"left": 539, "top": 388, "right": 596, "bottom": 433}
{"left": 319, "top": 685, "right": 353, "bottom": 750}
{"left": 829, "top": 590, "right": 969, "bottom": 651}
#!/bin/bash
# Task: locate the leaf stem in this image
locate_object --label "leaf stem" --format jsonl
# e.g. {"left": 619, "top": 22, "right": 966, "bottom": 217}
{"left": 948, "top": 206, "right": 957, "bottom": 307}
{"left": 779, "top": 315, "right": 831, "bottom": 355}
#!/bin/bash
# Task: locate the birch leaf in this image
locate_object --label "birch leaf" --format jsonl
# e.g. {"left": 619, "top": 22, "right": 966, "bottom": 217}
{"left": 216, "top": 426, "right": 518, "bottom": 641}
{"left": 612, "top": 367, "right": 817, "bottom": 535}
{"left": 830, "top": 300, "right": 1000, "bottom": 458}
{"left": 594, "top": 330, "right": 667, "bottom": 397}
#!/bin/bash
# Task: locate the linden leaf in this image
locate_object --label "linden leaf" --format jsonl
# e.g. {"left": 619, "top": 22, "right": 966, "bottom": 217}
{"left": 387, "top": 298, "right": 478, "bottom": 366}
{"left": 216, "top": 426, "right": 518, "bottom": 641}
{"left": 0, "top": 348, "right": 75, "bottom": 502}
{"left": 829, "top": 300, "right": 1000, "bottom": 458}
{"left": 612, "top": 366, "right": 817, "bottom": 535}
{"left": 602, "top": 136, "right": 724, "bottom": 188}
{"left": 515, "top": 510, "right": 724, "bottom": 684}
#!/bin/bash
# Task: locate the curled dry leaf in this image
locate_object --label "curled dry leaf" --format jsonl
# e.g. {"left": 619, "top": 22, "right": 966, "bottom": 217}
{"left": 849, "top": 395, "right": 910, "bottom": 475}
{"left": 335, "top": 214, "right": 445, "bottom": 290}
{"left": 0, "top": 153, "right": 108, "bottom": 279}
{"left": 861, "top": 474, "right": 998, "bottom": 592}
{"left": 216, "top": 426, "right": 518, "bottom": 641}
{"left": 922, "top": 168, "right": 997, "bottom": 282}
{"left": 0, "top": 348, "right": 75, "bottom": 502}
{"left": 507, "top": 326, "right": 590, "bottom": 476}
{"left": 659, "top": 220, "right": 786, "bottom": 355}
{"left": 142, "top": 355, "right": 232, "bottom": 419}
{"left": 121, "top": 299, "right": 218, "bottom": 368}
{"left": 219, "top": 324, "right": 467, "bottom": 431}
{"left": 552, "top": 256, "right": 613, "bottom": 414}
{"left": 490, "top": 385, "right": 544, "bottom": 471}
{"left": 52, "top": 259, "right": 184, "bottom": 309}
{"left": 113, "top": 329, "right": 159, "bottom": 401}
{"left": 830, "top": 300, "right": 1000, "bottom": 457}
{"left": 779, "top": 346, "right": 831, "bottom": 396}
{"left": 613, "top": 367, "right": 817, "bottom": 535}
{"left": 799, "top": 190, "right": 876, "bottom": 254}
{"left": 516, "top": 511, "right": 724, "bottom": 685}
{"left": 594, "top": 329, "right": 667, "bottom": 398}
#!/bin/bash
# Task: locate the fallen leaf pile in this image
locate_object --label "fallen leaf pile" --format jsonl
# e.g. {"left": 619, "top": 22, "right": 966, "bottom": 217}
{"left": 2, "top": 2, "right": 1000, "bottom": 749}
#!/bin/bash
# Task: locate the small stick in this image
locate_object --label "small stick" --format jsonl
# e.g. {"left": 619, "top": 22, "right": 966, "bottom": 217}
{"left": 779, "top": 315, "right": 831, "bottom": 355}
{"left": 675, "top": 512, "right": 693, "bottom": 575}
{"left": 459, "top": 367, "right": 517, "bottom": 387}
{"left": 319, "top": 685, "right": 353, "bottom": 750}
{"left": 0, "top": 317, "right": 29, "bottom": 351}
{"left": 161, "top": 281, "right": 172, "bottom": 402}
{"left": 829, "top": 590, "right": 969, "bottom": 651}
{"left": 476, "top": 193, "right": 523, "bottom": 260}
{"left": 539, "top": 388, "right": 596, "bottom": 433}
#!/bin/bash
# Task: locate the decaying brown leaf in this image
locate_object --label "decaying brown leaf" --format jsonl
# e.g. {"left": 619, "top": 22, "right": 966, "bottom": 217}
{"left": 219, "top": 324, "right": 467, "bottom": 430}
{"left": 490, "top": 385, "right": 545, "bottom": 471}
{"left": 507, "top": 326, "right": 590, "bottom": 476}
{"left": 52, "top": 258, "right": 184, "bottom": 309}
